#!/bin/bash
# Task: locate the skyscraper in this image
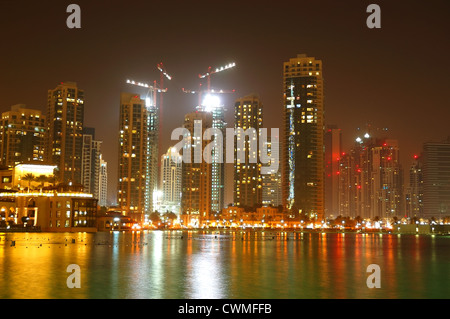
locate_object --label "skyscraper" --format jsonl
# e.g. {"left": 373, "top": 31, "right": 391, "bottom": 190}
{"left": 81, "top": 127, "right": 102, "bottom": 198}
{"left": 197, "top": 94, "right": 226, "bottom": 214}
{"left": 180, "top": 110, "right": 213, "bottom": 226}
{"left": 160, "top": 146, "right": 182, "bottom": 215}
{"left": 98, "top": 155, "right": 108, "bottom": 207}
{"left": 370, "top": 139, "right": 403, "bottom": 219}
{"left": 282, "top": 54, "right": 324, "bottom": 220}
{"left": 234, "top": 94, "right": 263, "bottom": 208}
{"left": 405, "top": 154, "right": 423, "bottom": 218}
{"left": 0, "top": 104, "right": 46, "bottom": 166}
{"left": 338, "top": 133, "right": 403, "bottom": 219}
{"left": 422, "top": 138, "right": 450, "bottom": 219}
{"left": 262, "top": 141, "right": 282, "bottom": 207}
{"left": 117, "top": 92, "right": 158, "bottom": 221}
{"left": 46, "top": 82, "right": 84, "bottom": 184}
{"left": 325, "top": 125, "right": 342, "bottom": 217}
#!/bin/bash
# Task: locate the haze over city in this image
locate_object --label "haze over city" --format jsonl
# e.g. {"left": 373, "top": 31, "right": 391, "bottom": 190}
{"left": 1, "top": 0, "right": 449, "bottom": 205}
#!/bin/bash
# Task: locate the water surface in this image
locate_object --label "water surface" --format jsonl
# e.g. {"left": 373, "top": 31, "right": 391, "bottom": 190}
{"left": 0, "top": 231, "right": 449, "bottom": 299}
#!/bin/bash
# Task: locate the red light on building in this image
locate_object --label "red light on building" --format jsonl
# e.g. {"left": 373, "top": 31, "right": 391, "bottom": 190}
{"left": 413, "top": 155, "right": 418, "bottom": 159}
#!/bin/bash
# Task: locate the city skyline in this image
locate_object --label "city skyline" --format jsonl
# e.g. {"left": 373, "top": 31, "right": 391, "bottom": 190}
{"left": 1, "top": 1, "right": 450, "bottom": 303}
{"left": 0, "top": 1, "right": 449, "bottom": 207}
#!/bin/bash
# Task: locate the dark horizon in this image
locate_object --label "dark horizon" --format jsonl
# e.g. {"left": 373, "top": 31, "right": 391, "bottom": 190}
{"left": 1, "top": 0, "right": 449, "bottom": 204}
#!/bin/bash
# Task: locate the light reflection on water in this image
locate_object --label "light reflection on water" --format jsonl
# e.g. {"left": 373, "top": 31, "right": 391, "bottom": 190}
{"left": 0, "top": 231, "right": 449, "bottom": 299}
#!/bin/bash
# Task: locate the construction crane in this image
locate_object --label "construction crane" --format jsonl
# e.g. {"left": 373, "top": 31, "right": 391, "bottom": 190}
{"left": 183, "top": 61, "right": 236, "bottom": 109}
{"left": 156, "top": 62, "right": 172, "bottom": 164}
{"left": 199, "top": 62, "right": 236, "bottom": 92}
{"left": 156, "top": 62, "right": 172, "bottom": 123}
{"left": 125, "top": 79, "right": 167, "bottom": 108}
{"left": 157, "top": 62, "right": 172, "bottom": 81}
{"left": 182, "top": 85, "right": 236, "bottom": 111}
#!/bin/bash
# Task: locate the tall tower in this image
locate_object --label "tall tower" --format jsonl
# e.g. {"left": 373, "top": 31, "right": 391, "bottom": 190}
{"left": 370, "top": 138, "right": 403, "bottom": 219}
{"left": 98, "top": 155, "right": 108, "bottom": 207}
{"left": 262, "top": 140, "right": 282, "bottom": 207}
{"left": 47, "top": 82, "right": 84, "bottom": 184}
{"left": 405, "top": 154, "right": 423, "bottom": 218}
{"left": 282, "top": 54, "right": 324, "bottom": 220}
{"left": 233, "top": 94, "right": 263, "bottom": 208}
{"left": 0, "top": 104, "right": 46, "bottom": 166}
{"left": 180, "top": 110, "right": 213, "bottom": 226}
{"left": 197, "top": 94, "right": 226, "bottom": 214}
{"left": 422, "top": 138, "right": 450, "bottom": 220}
{"left": 338, "top": 133, "right": 403, "bottom": 220}
{"left": 117, "top": 92, "right": 158, "bottom": 221}
{"left": 324, "top": 125, "right": 342, "bottom": 217}
{"left": 81, "top": 127, "right": 102, "bottom": 198}
{"left": 160, "top": 147, "right": 182, "bottom": 215}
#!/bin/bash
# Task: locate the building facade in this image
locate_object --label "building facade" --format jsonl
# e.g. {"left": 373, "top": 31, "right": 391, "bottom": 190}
{"left": 0, "top": 104, "right": 46, "bottom": 166}
{"left": 0, "top": 185, "right": 97, "bottom": 232}
{"left": 405, "top": 155, "right": 423, "bottom": 218}
{"left": 422, "top": 138, "right": 450, "bottom": 219}
{"left": 338, "top": 134, "right": 403, "bottom": 220}
{"left": 282, "top": 54, "right": 324, "bottom": 220}
{"left": 197, "top": 94, "right": 226, "bottom": 214}
{"left": 160, "top": 147, "right": 182, "bottom": 215}
{"left": 81, "top": 127, "right": 102, "bottom": 199}
{"left": 180, "top": 111, "right": 213, "bottom": 226}
{"left": 324, "top": 125, "right": 342, "bottom": 218}
{"left": 234, "top": 94, "right": 263, "bottom": 208}
{"left": 46, "top": 82, "right": 84, "bottom": 184}
{"left": 117, "top": 92, "right": 158, "bottom": 221}
{"left": 98, "top": 155, "right": 108, "bottom": 207}
{"left": 261, "top": 140, "right": 281, "bottom": 207}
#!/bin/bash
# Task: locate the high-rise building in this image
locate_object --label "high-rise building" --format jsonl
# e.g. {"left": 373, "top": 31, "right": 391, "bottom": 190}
{"left": 422, "top": 138, "right": 450, "bottom": 219}
{"left": 234, "top": 94, "right": 263, "bottom": 208}
{"left": 261, "top": 141, "right": 282, "bottom": 207}
{"left": 117, "top": 92, "right": 158, "bottom": 221}
{"left": 282, "top": 54, "right": 324, "bottom": 220}
{"left": 160, "top": 146, "right": 182, "bottom": 215}
{"left": 338, "top": 133, "right": 403, "bottom": 219}
{"left": 337, "top": 150, "right": 354, "bottom": 218}
{"left": 324, "top": 125, "right": 342, "bottom": 218}
{"left": 405, "top": 154, "right": 423, "bottom": 218}
{"left": 81, "top": 127, "right": 102, "bottom": 199}
{"left": 0, "top": 104, "right": 46, "bottom": 166}
{"left": 46, "top": 82, "right": 84, "bottom": 184}
{"left": 196, "top": 94, "right": 226, "bottom": 214}
{"left": 180, "top": 110, "right": 212, "bottom": 226}
{"left": 98, "top": 155, "right": 108, "bottom": 207}
{"left": 370, "top": 139, "right": 403, "bottom": 219}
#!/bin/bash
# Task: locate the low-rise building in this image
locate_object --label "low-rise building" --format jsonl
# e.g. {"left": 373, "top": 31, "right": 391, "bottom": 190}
{"left": 0, "top": 186, "right": 98, "bottom": 232}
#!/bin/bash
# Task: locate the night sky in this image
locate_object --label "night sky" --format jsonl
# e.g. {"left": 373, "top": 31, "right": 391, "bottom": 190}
{"left": 1, "top": 0, "right": 449, "bottom": 204}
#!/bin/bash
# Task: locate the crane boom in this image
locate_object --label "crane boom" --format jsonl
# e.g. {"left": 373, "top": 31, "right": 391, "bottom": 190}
{"left": 198, "top": 62, "right": 236, "bottom": 92}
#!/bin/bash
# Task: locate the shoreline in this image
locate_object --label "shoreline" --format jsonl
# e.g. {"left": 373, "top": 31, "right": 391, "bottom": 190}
{"left": 1, "top": 227, "right": 449, "bottom": 237}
